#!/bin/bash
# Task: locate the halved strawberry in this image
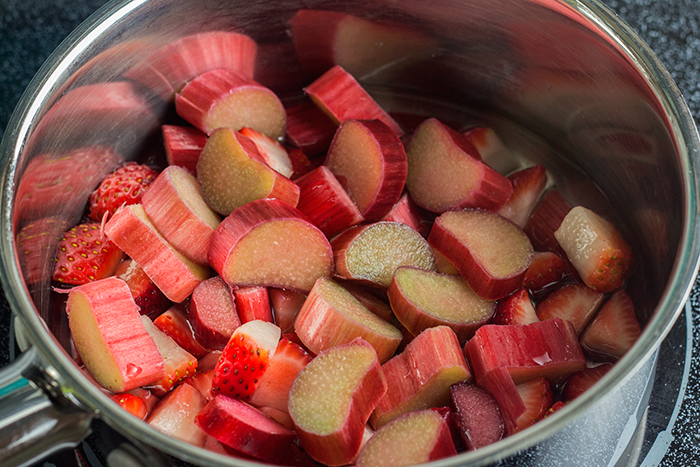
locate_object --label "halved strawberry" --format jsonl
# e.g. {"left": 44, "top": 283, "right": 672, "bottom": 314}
{"left": 522, "top": 251, "right": 567, "bottom": 300}
{"left": 88, "top": 162, "right": 159, "bottom": 221}
{"left": 211, "top": 321, "right": 281, "bottom": 402}
{"left": 491, "top": 288, "right": 538, "bottom": 326}
{"left": 544, "top": 400, "right": 566, "bottom": 418}
{"left": 115, "top": 259, "right": 170, "bottom": 318}
{"left": 561, "top": 363, "right": 613, "bottom": 402}
{"left": 52, "top": 223, "right": 124, "bottom": 285}
{"left": 580, "top": 290, "right": 642, "bottom": 361}
{"left": 153, "top": 305, "right": 209, "bottom": 359}
{"left": 498, "top": 164, "right": 547, "bottom": 227}
{"left": 536, "top": 283, "right": 604, "bottom": 336}
{"left": 110, "top": 392, "right": 149, "bottom": 420}
{"left": 523, "top": 189, "right": 572, "bottom": 254}
{"left": 513, "top": 377, "right": 553, "bottom": 432}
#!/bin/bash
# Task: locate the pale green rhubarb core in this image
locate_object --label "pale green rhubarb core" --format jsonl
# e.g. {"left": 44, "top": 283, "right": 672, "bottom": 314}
{"left": 170, "top": 167, "right": 220, "bottom": 228}
{"left": 439, "top": 210, "right": 531, "bottom": 278}
{"left": 346, "top": 222, "right": 436, "bottom": 287}
{"left": 205, "top": 88, "right": 286, "bottom": 140}
{"left": 289, "top": 343, "right": 377, "bottom": 435}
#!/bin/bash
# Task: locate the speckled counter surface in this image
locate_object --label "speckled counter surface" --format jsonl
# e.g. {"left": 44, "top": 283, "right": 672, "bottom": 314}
{"left": 0, "top": 0, "right": 699, "bottom": 466}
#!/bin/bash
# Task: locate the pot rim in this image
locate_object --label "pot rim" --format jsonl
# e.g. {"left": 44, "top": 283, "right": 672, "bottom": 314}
{"left": 1, "top": 0, "right": 699, "bottom": 465}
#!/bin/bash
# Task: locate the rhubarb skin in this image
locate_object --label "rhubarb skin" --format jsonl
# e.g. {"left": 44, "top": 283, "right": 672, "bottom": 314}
{"left": 162, "top": 125, "right": 207, "bottom": 174}
{"left": 141, "top": 165, "right": 221, "bottom": 265}
{"left": 294, "top": 277, "right": 403, "bottom": 363}
{"left": 450, "top": 381, "right": 504, "bottom": 451}
{"left": 104, "top": 204, "right": 210, "bottom": 303}
{"left": 324, "top": 119, "right": 407, "bottom": 221}
{"left": 66, "top": 277, "right": 165, "bottom": 392}
{"left": 379, "top": 192, "right": 433, "bottom": 238}
{"left": 176, "top": 68, "right": 286, "bottom": 139}
{"left": 208, "top": 198, "right": 334, "bottom": 294}
{"left": 477, "top": 366, "right": 527, "bottom": 436}
{"left": 465, "top": 318, "right": 586, "bottom": 386}
{"left": 285, "top": 99, "right": 337, "bottom": 155}
{"left": 370, "top": 326, "right": 471, "bottom": 429}
{"left": 295, "top": 166, "right": 365, "bottom": 238}
{"left": 232, "top": 286, "right": 273, "bottom": 323}
{"left": 304, "top": 65, "right": 404, "bottom": 137}
{"left": 428, "top": 209, "right": 534, "bottom": 300}
{"left": 189, "top": 276, "right": 241, "bottom": 351}
{"left": 288, "top": 338, "right": 388, "bottom": 466}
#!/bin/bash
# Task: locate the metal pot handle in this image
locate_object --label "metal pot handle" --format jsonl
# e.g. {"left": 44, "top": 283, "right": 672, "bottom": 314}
{"left": 0, "top": 346, "right": 94, "bottom": 467}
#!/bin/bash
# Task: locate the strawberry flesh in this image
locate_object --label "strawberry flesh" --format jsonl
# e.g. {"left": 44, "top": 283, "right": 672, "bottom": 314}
{"left": 212, "top": 333, "right": 270, "bottom": 401}
{"left": 53, "top": 223, "right": 124, "bottom": 285}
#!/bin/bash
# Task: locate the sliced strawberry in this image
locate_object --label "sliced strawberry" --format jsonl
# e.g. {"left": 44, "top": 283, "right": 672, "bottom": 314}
{"left": 115, "top": 259, "right": 170, "bottom": 318}
{"left": 513, "top": 377, "right": 553, "bottom": 433}
{"left": 561, "top": 363, "right": 613, "bottom": 402}
{"left": 211, "top": 321, "right": 280, "bottom": 402}
{"left": 498, "top": 164, "right": 547, "bottom": 227}
{"left": 544, "top": 400, "right": 567, "bottom": 417}
{"left": 523, "top": 189, "right": 572, "bottom": 254}
{"left": 88, "top": 162, "right": 159, "bottom": 221}
{"left": 110, "top": 392, "right": 148, "bottom": 420}
{"left": 522, "top": 251, "right": 567, "bottom": 300}
{"left": 142, "top": 316, "right": 198, "bottom": 396}
{"left": 580, "top": 290, "right": 642, "bottom": 361}
{"left": 153, "top": 305, "right": 209, "bottom": 359}
{"left": 491, "top": 288, "right": 538, "bottom": 326}
{"left": 52, "top": 223, "right": 124, "bottom": 285}
{"left": 536, "top": 283, "right": 604, "bottom": 336}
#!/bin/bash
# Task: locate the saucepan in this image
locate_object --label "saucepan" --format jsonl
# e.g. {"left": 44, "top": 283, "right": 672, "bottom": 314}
{"left": 0, "top": 0, "right": 699, "bottom": 465}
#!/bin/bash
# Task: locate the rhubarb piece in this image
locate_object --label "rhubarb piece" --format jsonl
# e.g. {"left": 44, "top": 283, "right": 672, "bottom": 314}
{"left": 240, "top": 127, "right": 294, "bottom": 178}
{"left": 355, "top": 410, "right": 457, "bottom": 467}
{"left": 249, "top": 337, "right": 313, "bottom": 413}
{"left": 66, "top": 277, "right": 165, "bottom": 392}
{"left": 450, "top": 381, "right": 504, "bottom": 451}
{"left": 295, "top": 166, "right": 365, "bottom": 238}
{"left": 428, "top": 209, "right": 534, "bottom": 300}
{"left": 379, "top": 192, "right": 432, "bottom": 238}
{"left": 288, "top": 338, "right": 387, "bottom": 466}
{"left": 491, "top": 288, "right": 539, "bottom": 326}
{"left": 304, "top": 65, "right": 404, "bottom": 136}
{"left": 115, "top": 259, "right": 170, "bottom": 318}
{"left": 141, "top": 165, "right": 221, "bottom": 265}
{"left": 141, "top": 316, "right": 198, "bottom": 395}
{"left": 433, "top": 249, "right": 460, "bottom": 275}
{"left": 325, "top": 119, "right": 407, "bottom": 220}
{"left": 232, "top": 287, "right": 273, "bottom": 324}
{"left": 176, "top": 68, "right": 286, "bottom": 139}
{"left": 162, "top": 124, "right": 207, "bottom": 173}
{"left": 148, "top": 383, "right": 208, "bottom": 447}
{"left": 288, "top": 148, "right": 318, "bottom": 179}
{"left": 211, "top": 320, "right": 281, "bottom": 401}
{"left": 513, "top": 377, "right": 553, "bottom": 433}
{"left": 561, "top": 363, "right": 613, "bottom": 402}
{"left": 196, "top": 127, "right": 300, "bottom": 215}
{"left": 153, "top": 305, "right": 208, "bottom": 359}
{"left": 189, "top": 276, "right": 241, "bottom": 351}
{"left": 294, "top": 277, "right": 403, "bottom": 363}
{"left": 269, "top": 288, "right": 307, "bottom": 332}
{"left": 332, "top": 221, "right": 436, "bottom": 288}
{"left": 104, "top": 204, "right": 209, "bottom": 302}
{"left": 208, "top": 198, "right": 333, "bottom": 293}
{"left": 477, "top": 367, "right": 526, "bottom": 435}
{"left": 388, "top": 267, "right": 495, "bottom": 343}
{"left": 405, "top": 119, "right": 512, "bottom": 213}
{"left": 196, "top": 395, "right": 296, "bottom": 462}
{"left": 554, "top": 206, "right": 634, "bottom": 293}
{"left": 53, "top": 222, "right": 124, "bottom": 285}
{"left": 88, "top": 162, "right": 159, "bottom": 222}
{"left": 580, "top": 290, "right": 642, "bottom": 361}
{"left": 110, "top": 392, "right": 149, "bottom": 420}
{"left": 285, "top": 99, "right": 337, "bottom": 155}
{"left": 522, "top": 251, "right": 568, "bottom": 299}
{"left": 465, "top": 318, "right": 586, "bottom": 385}
{"left": 524, "top": 189, "right": 572, "bottom": 254}
{"left": 371, "top": 326, "right": 471, "bottom": 429}
{"left": 463, "top": 126, "right": 521, "bottom": 175}
{"left": 342, "top": 283, "right": 394, "bottom": 322}
{"left": 498, "top": 164, "right": 548, "bottom": 227}
{"left": 536, "top": 283, "right": 604, "bottom": 336}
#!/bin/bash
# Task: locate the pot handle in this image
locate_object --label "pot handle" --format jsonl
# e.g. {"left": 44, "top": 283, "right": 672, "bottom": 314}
{"left": 0, "top": 346, "right": 94, "bottom": 467}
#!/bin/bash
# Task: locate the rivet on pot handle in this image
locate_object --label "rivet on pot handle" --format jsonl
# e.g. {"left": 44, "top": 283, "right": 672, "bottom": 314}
{"left": 0, "top": 346, "right": 94, "bottom": 467}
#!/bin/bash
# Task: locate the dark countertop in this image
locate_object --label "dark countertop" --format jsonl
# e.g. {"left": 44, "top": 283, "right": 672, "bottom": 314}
{"left": 1, "top": 0, "right": 699, "bottom": 466}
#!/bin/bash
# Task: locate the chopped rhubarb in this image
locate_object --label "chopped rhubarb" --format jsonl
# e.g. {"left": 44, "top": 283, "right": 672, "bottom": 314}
{"left": 477, "top": 367, "right": 526, "bottom": 435}
{"left": 332, "top": 221, "right": 437, "bottom": 288}
{"left": 288, "top": 338, "right": 387, "bottom": 466}
{"left": 428, "top": 209, "right": 534, "bottom": 300}
{"left": 189, "top": 276, "right": 241, "bottom": 351}
{"left": 324, "top": 119, "right": 407, "bottom": 220}
{"left": 379, "top": 192, "right": 433, "bottom": 238}
{"left": 371, "top": 326, "right": 471, "bottom": 429}
{"left": 580, "top": 290, "right": 642, "bottom": 361}
{"left": 342, "top": 283, "right": 394, "bottom": 322}
{"left": 162, "top": 124, "right": 207, "bottom": 174}
{"left": 232, "top": 286, "right": 273, "bottom": 324}
{"left": 388, "top": 266, "right": 496, "bottom": 343}
{"left": 148, "top": 383, "right": 208, "bottom": 447}
{"left": 524, "top": 189, "right": 572, "bottom": 254}
{"left": 536, "top": 283, "right": 604, "bottom": 336}
{"left": 294, "top": 277, "right": 403, "bottom": 363}
{"left": 284, "top": 99, "right": 337, "bottom": 156}
{"left": 498, "top": 164, "right": 548, "bottom": 227}
{"left": 66, "top": 277, "right": 165, "bottom": 392}
{"left": 406, "top": 118, "right": 512, "bottom": 213}
{"left": 450, "top": 381, "right": 504, "bottom": 451}
{"left": 176, "top": 68, "right": 286, "bottom": 139}
{"left": 268, "top": 288, "right": 307, "bottom": 332}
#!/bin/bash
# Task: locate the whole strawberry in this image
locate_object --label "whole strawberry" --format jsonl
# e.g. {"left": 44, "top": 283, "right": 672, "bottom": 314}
{"left": 89, "top": 162, "right": 159, "bottom": 221}
{"left": 52, "top": 223, "right": 124, "bottom": 285}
